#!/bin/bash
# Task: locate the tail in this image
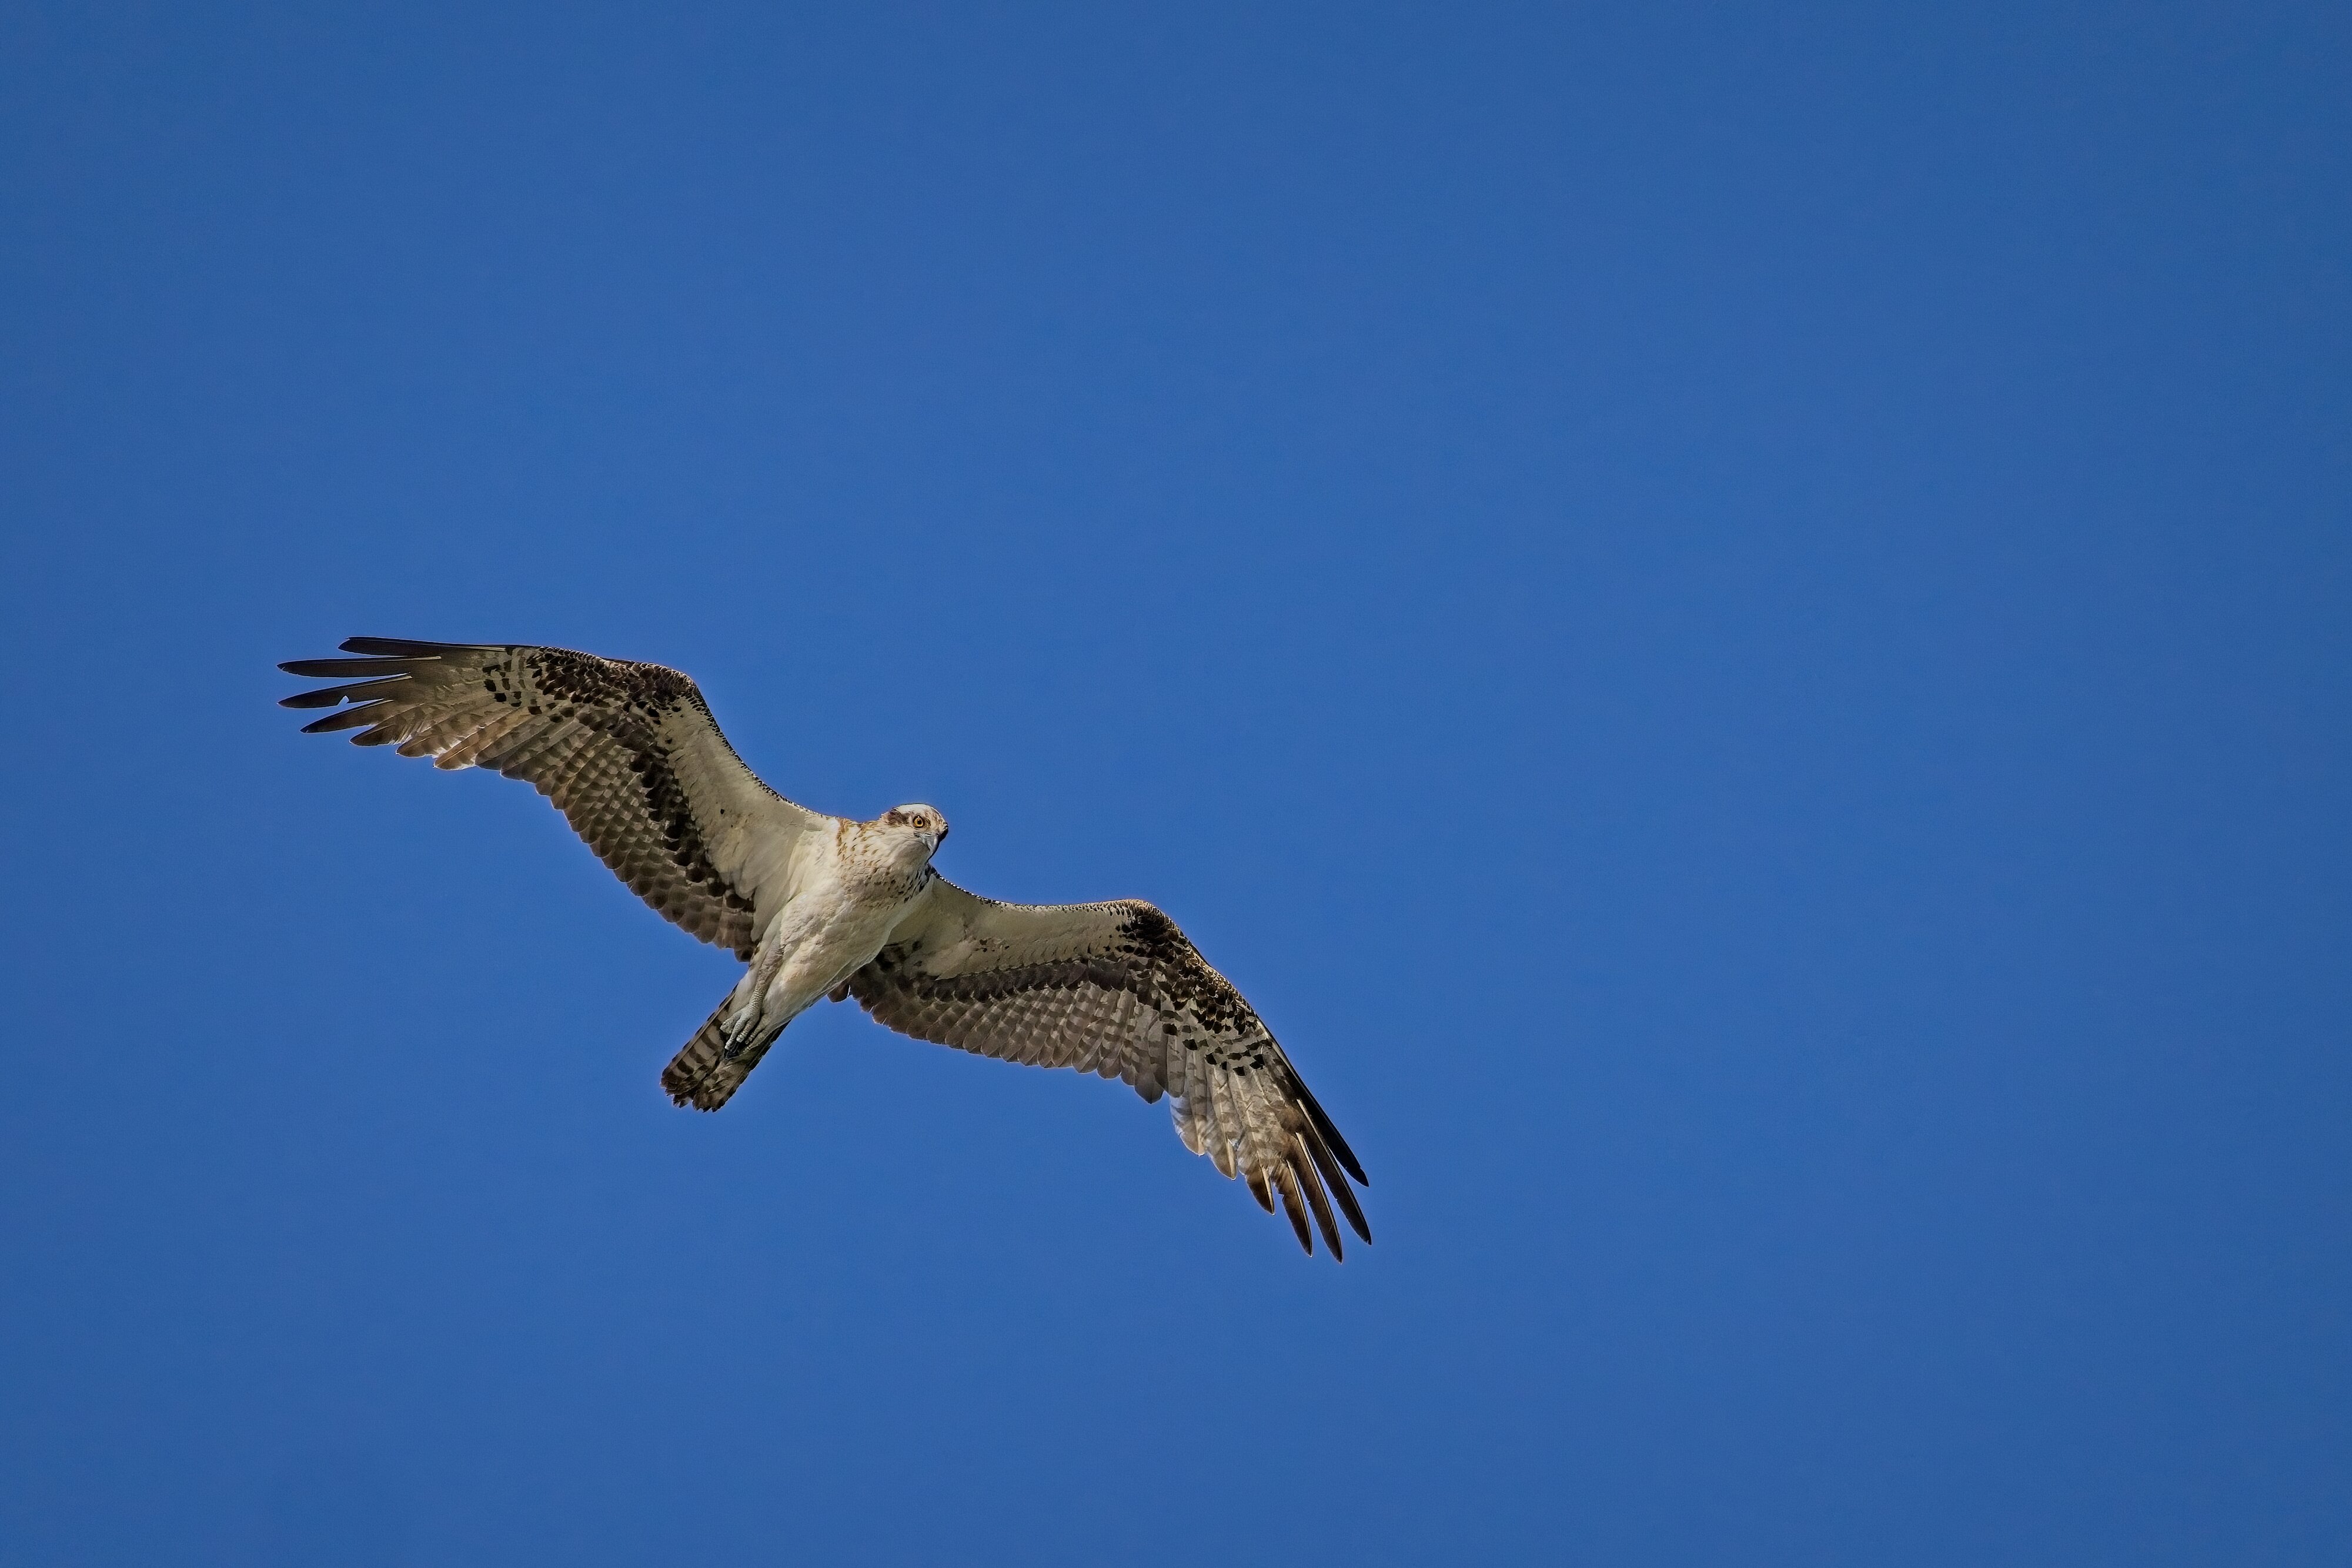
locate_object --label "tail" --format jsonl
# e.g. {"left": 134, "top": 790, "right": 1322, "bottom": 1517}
{"left": 662, "top": 995, "right": 786, "bottom": 1112}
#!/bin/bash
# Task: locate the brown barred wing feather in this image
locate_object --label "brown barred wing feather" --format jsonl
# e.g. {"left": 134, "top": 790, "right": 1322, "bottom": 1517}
{"left": 280, "top": 637, "right": 831, "bottom": 957}
{"left": 847, "top": 879, "right": 1370, "bottom": 1258}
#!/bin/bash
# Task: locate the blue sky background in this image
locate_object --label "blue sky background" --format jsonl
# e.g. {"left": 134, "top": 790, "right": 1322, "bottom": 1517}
{"left": 4, "top": 4, "right": 2347, "bottom": 1563}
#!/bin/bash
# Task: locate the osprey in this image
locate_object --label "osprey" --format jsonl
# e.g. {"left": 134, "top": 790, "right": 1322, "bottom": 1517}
{"left": 279, "top": 637, "right": 1369, "bottom": 1258}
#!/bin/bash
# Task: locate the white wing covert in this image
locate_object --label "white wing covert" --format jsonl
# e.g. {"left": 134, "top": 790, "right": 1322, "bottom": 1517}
{"left": 847, "top": 878, "right": 1371, "bottom": 1256}
{"left": 279, "top": 637, "right": 830, "bottom": 956}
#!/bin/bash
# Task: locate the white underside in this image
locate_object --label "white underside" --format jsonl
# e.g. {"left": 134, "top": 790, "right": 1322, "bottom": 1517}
{"left": 721, "top": 825, "right": 933, "bottom": 1044}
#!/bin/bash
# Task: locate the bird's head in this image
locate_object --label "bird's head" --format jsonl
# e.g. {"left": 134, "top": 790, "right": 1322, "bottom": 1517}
{"left": 878, "top": 804, "right": 950, "bottom": 858}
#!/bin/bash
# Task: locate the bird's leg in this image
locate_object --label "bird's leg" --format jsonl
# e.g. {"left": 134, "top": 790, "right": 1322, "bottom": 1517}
{"left": 720, "top": 942, "right": 788, "bottom": 1057}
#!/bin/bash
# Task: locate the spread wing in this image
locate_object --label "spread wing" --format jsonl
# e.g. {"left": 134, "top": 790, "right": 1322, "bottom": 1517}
{"left": 847, "top": 879, "right": 1371, "bottom": 1258}
{"left": 279, "top": 637, "right": 832, "bottom": 957}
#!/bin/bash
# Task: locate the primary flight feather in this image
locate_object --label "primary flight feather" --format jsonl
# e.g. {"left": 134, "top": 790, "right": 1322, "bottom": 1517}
{"left": 279, "top": 637, "right": 1369, "bottom": 1258}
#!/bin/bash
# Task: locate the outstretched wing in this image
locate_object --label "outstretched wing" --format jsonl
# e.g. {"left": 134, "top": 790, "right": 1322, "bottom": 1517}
{"left": 846, "top": 879, "right": 1370, "bottom": 1258}
{"left": 279, "top": 637, "right": 832, "bottom": 957}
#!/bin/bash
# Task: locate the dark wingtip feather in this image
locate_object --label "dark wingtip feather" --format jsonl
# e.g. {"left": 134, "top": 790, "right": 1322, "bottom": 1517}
{"left": 1271, "top": 1165, "right": 1314, "bottom": 1255}
{"left": 280, "top": 656, "right": 419, "bottom": 677}
{"left": 1291, "top": 1142, "right": 1345, "bottom": 1260}
{"left": 1285, "top": 1066, "right": 1367, "bottom": 1186}
{"left": 1245, "top": 1169, "right": 1275, "bottom": 1213}
{"left": 299, "top": 701, "right": 390, "bottom": 734}
{"left": 282, "top": 676, "right": 416, "bottom": 710}
{"left": 1303, "top": 1126, "right": 1372, "bottom": 1243}
{"left": 339, "top": 636, "right": 473, "bottom": 657}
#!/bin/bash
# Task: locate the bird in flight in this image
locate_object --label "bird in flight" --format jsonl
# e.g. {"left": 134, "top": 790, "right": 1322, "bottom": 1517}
{"left": 279, "top": 638, "right": 1369, "bottom": 1258}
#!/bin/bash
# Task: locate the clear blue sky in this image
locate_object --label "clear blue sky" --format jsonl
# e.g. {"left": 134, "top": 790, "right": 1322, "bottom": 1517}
{"left": 4, "top": 4, "right": 2347, "bottom": 1563}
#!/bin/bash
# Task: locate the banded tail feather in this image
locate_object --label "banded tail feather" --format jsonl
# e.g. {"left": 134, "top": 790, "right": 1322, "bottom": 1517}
{"left": 662, "top": 995, "right": 786, "bottom": 1112}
